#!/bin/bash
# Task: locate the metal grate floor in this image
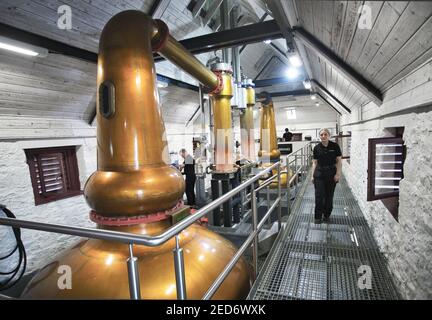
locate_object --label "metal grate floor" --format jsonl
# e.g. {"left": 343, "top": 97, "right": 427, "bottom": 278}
{"left": 248, "top": 175, "right": 401, "bottom": 300}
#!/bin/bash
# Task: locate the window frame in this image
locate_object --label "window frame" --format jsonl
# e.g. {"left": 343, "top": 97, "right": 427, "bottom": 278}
{"left": 367, "top": 137, "right": 405, "bottom": 202}
{"left": 25, "top": 146, "right": 82, "bottom": 205}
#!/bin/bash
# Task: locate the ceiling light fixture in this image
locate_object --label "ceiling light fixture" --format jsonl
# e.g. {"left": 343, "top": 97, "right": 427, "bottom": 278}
{"left": 288, "top": 53, "right": 302, "bottom": 67}
{"left": 286, "top": 67, "right": 299, "bottom": 79}
{"left": 311, "top": 94, "right": 316, "bottom": 100}
{"left": 303, "top": 80, "right": 311, "bottom": 89}
{"left": 0, "top": 36, "right": 48, "bottom": 57}
{"left": 263, "top": 39, "right": 272, "bottom": 44}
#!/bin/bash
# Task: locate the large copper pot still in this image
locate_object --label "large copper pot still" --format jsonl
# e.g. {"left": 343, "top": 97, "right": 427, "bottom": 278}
{"left": 22, "top": 11, "right": 251, "bottom": 299}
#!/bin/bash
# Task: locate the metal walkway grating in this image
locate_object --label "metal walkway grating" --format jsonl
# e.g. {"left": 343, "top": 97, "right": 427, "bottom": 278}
{"left": 248, "top": 175, "right": 401, "bottom": 300}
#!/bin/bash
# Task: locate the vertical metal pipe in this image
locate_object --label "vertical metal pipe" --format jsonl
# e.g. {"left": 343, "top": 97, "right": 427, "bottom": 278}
{"left": 211, "top": 180, "right": 221, "bottom": 226}
{"left": 300, "top": 148, "right": 304, "bottom": 181}
{"left": 173, "top": 235, "right": 187, "bottom": 300}
{"left": 286, "top": 156, "right": 291, "bottom": 219}
{"left": 277, "top": 162, "right": 281, "bottom": 231}
{"left": 266, "top": 185, "right": 271, "bottom": 227}
{"left": 251, "top": 188, "right": 258, "bottom": 281}
{"left": 199, "top": 84, "right": 206, "bottom": 159}
{"left": 220, "top": 0, "right": 230, "bottom": 63}
{"left": 222, "top": 179, "right": 232, "bottom": 227}
{"left": 230, "top": 5, "right": 241, "bottom": 83}
{"left": 126, "top": 243, "right": 141, "bottom": 300}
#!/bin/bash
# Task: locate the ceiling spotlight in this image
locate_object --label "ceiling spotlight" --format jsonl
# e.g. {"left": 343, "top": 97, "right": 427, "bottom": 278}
{"left": 0, "top": 36, "right": 48, "bottom": 57}
{"left": 315, "top": 102, "right": 320, "bottom": 107}
{"left": 286, "top": 67, "right": 299, "bottom": 79}
{"left": 288, "top": 53, "right": 302, "bottom": 67}
{"left": 303, "top": 80, "right": 311, "bottom": 89}
{"left": 311, "top": 94, "right": 316, "bottom": 100}
{"left": 263, "top": 39, "right": 272, "bottom": 44}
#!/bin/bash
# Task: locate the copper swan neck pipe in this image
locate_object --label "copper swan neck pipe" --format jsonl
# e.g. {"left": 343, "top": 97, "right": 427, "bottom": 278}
{"left": 152, "top": 20, "right": 220, "bottom": 93}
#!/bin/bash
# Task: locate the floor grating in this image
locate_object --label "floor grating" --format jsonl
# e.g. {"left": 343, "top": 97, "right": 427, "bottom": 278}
{"left": 248, "top": 175, "right": 401, "bottom": 300}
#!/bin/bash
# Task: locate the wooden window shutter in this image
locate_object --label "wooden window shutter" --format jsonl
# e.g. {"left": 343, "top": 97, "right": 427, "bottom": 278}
{"left": 25, "top": 146, "right": 82, "bottom": 205}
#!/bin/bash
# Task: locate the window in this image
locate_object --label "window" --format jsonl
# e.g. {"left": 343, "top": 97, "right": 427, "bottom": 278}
{"left": 367, "top": 137, "right": 405, "bottom": 220}
{"left": 25, "top": 146, "right": 82, "bottom": 205}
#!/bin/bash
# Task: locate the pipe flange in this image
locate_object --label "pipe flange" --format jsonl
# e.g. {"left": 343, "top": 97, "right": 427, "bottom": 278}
{"left": 89, "top": 200, "right": 184, "bottom": 226}
{"left": 151, "top": 19, "right": 170, "bottom": 52}
{"left": 208, "top": 71, "right": 224, "bottom": 95}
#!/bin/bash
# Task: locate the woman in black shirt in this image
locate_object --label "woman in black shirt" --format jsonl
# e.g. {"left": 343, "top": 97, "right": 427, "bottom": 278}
{"left": 311, "top": 128, "right": 342, "bottom": 224}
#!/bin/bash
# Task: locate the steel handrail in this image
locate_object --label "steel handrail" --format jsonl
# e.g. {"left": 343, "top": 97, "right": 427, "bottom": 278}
{"left": 0, "top": 142, "right": 315, "bottom": 301}
{"left": 202, "top": 195, "right": 281, "bottom": 299}
{"left": 0, "top": 161, "right": 280, "bottom": 248}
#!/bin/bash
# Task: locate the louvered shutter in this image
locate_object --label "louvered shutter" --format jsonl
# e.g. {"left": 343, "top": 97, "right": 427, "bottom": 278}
{"left": 368, "top": 137, "right": 405, "bottom": 201}
{"left": 25, "top": 146, "right": 81, "bottom": 205}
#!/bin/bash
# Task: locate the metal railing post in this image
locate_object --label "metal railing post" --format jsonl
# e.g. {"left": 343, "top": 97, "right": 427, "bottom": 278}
{"left": 266, "top": 184, "right": 271, "bottom": 227}
{"left": 251, "top": 187, "right": 258, "bottom": 281}
{"left": 277, "top": 162, "right": 281, "bottom": 231}
{"left": 127, "top": 243, "right": 141, "bottom": 300}
{"left": 173, "top": 235, "right": 187, "bottom": 300}
{"left": 300, "top": 148, "right": 305, "bottom": 181}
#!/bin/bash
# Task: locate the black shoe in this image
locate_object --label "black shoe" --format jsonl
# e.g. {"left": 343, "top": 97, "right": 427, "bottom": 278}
{"left": 314, "top": 218, "right": 322, "bottom": 224}
{"left": 323, "top": 216, "right": 330, "bottom": 223}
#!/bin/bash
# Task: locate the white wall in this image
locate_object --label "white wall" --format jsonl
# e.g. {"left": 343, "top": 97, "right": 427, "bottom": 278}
{"left": 340, "top": 59, "right": 432, "bottom": 299}
{"left": 0, "top": 117, "right": 97, "bottom": 279}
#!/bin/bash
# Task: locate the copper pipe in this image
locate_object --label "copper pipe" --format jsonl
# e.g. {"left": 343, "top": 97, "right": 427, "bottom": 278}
{"left": 240, "top": 87, "right": 256, "bottom": 161}
{"left": 258, "top": 100, "right": 280, "bottom": 161}
{"left": 84, "top": 11, "right": 184, "bottom": 217}
{"left": 157, "top": 34, "right": 220, "bottom": 93}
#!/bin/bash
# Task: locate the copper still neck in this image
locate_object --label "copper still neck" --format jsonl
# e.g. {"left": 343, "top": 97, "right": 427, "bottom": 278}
{"left": 240, "top": 86, "right": 256, "bottom": 161}
{"left": 84, "top": 11, "right": 185, "bottom": 219}
{"left": 210, "top": 64, "right": 235, "bottom": 173}
{"left": 258, "top": 99, "right": 280, "bottom": 162}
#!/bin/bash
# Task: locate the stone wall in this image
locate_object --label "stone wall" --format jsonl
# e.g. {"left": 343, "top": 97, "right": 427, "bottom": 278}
{"left": 0, "top": 132, "right": 97, "bottom": 280}
{"left": 0, "top": 117, "right": 196, "bottom": 280}
{"left": 340, "top": 60, "right": 432, "bottom": 299}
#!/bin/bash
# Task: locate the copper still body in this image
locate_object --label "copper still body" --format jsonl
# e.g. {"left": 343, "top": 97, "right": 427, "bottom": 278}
{"left": 22, "top": 11, "right": 250, "bottom": 299}
{"left": 258, "top": 100, "right": 280, "bottom": 161}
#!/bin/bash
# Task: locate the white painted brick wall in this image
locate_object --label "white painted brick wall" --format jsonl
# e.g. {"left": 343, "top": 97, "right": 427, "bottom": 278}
{"left": 0, "top": 135, "right": 96, "bottom": 281}
{"left": 0, "top": 117, "right": 196, "bottom": 281}
{"left": 340, "top": 60, "right": 432, "bottom": 299}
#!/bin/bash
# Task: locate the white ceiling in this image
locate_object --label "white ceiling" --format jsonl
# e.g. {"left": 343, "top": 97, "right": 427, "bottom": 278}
{"left": 1, "top": 1, "right": 428, "bottom": 125}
